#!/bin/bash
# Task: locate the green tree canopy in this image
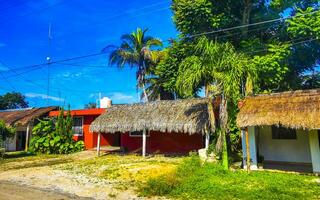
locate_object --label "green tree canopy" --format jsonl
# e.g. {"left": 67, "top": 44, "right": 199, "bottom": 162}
{"left": 0, "top": 92, "right": 28, "bottom": 110}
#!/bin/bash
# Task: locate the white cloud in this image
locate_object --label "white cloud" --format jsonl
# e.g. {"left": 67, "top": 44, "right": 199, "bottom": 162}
{"left": 109, "top": 92, "right": 136, "bottom": 103}
{"left": 25, "top": 93, "right": 64, "bottom": 102}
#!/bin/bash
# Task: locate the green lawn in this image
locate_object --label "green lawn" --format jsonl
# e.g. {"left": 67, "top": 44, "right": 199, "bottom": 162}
{"left": 1, "top": 151, "right": 319, "bottom": 199}
{"left": 141, "top": 156, "right": 320, "bottom": 200}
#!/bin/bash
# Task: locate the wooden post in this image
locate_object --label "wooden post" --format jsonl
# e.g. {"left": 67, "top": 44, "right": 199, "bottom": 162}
{"left": 97, "top": 132, "right": 101, "bottom": 156}
{"left": 25, "top": 123, "right": 30, "bottom": 152}
{"left": 205, "top": 133, "right": 210, "bottom": 149}
{"left": 142, "top": 129, "right": 147, "bottom": 157}
{"left": 245, "top": 127, "right": 251, "bottom": 172}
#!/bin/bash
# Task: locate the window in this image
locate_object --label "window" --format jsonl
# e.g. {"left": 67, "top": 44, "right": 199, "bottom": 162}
{"left": 129, "top": 130, "right": 150, "bottom": 137}
{"left": 272, "top": 126, "right": 297, "bottom": 140}
{"left": 73, "top": 117, "right": 83, "bottom": 136}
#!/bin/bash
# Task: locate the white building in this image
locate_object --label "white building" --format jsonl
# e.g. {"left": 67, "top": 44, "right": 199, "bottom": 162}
{"left": 237, "top": 89, "right": 320, "bottom": 173}
{"left": 0, "top": 107, "right": 58, "bottom": 151}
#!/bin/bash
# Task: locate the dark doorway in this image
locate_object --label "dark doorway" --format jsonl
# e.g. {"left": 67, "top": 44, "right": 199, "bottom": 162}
{"left": 16, "top": 131, "right": 26, "bottom": 151}
{"left": 114, "top": 132, "right": 121, "bottom": 146}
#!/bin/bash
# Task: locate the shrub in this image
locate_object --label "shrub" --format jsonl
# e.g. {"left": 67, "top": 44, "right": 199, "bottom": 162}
{"left": 29, "top": 108, "right": 84, "bottom": 154}
{"left": 0, "top": 119, "right": 15, "bottom": 145}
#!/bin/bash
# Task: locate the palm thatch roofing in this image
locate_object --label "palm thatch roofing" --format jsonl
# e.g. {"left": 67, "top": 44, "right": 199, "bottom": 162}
{"left": 237, "top": 89, "right": 320, "bottom": 130}
{"left": 90, "top": 98, "right": 217, "bottom": 135}
{"left": 0, "top": 106, "right": 58, "bottom": 126}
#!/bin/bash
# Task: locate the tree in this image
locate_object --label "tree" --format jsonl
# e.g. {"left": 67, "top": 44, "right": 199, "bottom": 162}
{"left": 172, "top": 0, "right": 320, "bottom": 91}
{"left": 0, "top": 92, "right": 28, "bottom": 110}
{"left": 84, "top": 102, "right": 97, "bottom": 109}
{"left": 30, "top": 107, "right": 84, "bottom": 154}
{"left": 0, "top": 120, "right": 15, "bottom": 148}
{"left": 176, "top": 36, "right": 253, "bottom": 169}
{"left": 107, "top": 28, "right": 163, "bottom": 102}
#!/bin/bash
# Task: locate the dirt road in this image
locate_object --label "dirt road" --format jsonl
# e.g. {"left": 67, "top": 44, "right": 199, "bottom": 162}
{"left": 0, "top": 181, "right": 92, "bottom": 200}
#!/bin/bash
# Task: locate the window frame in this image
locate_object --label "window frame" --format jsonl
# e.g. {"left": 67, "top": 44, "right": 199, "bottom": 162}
{"left": 271, "top": 126, "right": 297, "bottom": 140}
{"left": 129, "top": 130, "right": 150, "bottom": 137}
{"left": 72, "top": 116, "right": 84, "bottom": 136}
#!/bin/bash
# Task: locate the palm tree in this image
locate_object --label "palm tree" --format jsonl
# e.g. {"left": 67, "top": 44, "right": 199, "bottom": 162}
{"left": 176, "top": 36, "right": 254, "bottom": 169}
{"left": 108, "top": 28, "right": 163, "bottom": 102}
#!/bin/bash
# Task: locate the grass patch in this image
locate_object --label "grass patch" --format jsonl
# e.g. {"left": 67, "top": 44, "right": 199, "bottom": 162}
{"left": 57, "top": 154, "right": 182, "bottom": 188}
{"left": 140, "top": 155, "right": 320, "bottom": 199}
{"left": 0, "top": 151, "right": 72, "bottom": 171}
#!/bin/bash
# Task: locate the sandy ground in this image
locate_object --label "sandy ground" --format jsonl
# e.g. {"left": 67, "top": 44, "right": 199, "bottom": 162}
{"left": 0, "top": 152, "right": 148, "bottom": 200}
{"left": 0, "top": 181, "right": 92, "bottom": 200}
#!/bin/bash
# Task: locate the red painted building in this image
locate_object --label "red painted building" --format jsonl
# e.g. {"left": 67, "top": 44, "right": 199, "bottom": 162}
{"left": 49, "top": 108, "right": 121, "bottom": 149}
{"left": 120, "top": 131, "right": 204, "bottom": 154}
{"left": 90, "top": 98, "right": 218, "bottom": 155}
{"left": 50, "top": 98, "right": 217, "bottom": 155}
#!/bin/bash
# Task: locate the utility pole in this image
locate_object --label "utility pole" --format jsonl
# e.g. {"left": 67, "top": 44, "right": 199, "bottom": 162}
{"left": 46, "top": 23, "right": 53, "bottom": 106}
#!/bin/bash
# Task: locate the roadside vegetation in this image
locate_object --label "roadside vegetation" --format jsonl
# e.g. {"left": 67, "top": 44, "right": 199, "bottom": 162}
{"left": 140, "top": 155, "right": 320, "bottom": 200}
{"left": 29, "top": 107, "right": 84, "bottom": 154}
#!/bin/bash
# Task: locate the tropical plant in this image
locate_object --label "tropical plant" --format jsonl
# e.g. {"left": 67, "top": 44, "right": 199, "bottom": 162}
{"left": 29, "top": 108, "right": 84, "bottom": 154}
{"left": 172, "top": 0, "right": 320, "bottom": 91}
{"left": 84, "top": 102, "right": 97, "bottom": 109}
{"left": 176, "top": 36, "right": 253, "bottom": 169}
{"left": 0, "top": 119, "right": 15, "bottom": 149}
{"left": 107, "top": 28, "right": 163, "bottom": 102}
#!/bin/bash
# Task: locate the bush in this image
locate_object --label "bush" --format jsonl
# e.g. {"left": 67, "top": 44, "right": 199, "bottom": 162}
{"left": 29, "top": 108, "right": 85, "bottom": 154}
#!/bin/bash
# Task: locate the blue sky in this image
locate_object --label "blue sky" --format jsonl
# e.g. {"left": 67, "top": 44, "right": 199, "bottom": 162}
{"left": 0, "top": 0, "right": 177, "bottom": 109}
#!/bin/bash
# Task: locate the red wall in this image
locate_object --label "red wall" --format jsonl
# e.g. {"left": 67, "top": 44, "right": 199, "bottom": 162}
{"left": 120, "top": 131, "right": 204, "bottom": 154}
{"left": 73, "top": 115, "right": 119, "bottom": 149}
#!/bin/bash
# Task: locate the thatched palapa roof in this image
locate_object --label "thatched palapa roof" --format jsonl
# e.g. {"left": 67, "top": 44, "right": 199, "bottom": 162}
{"left": 0, "top": 106, "right": 58, "bottom": 126}
{"left": 237, "top": 89, "right": 320, "bottom": 130}
{"left": 90, "top": 98, "right": 216, "bottom": 135}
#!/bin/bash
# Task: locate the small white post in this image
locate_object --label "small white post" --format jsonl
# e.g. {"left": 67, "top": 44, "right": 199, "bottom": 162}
{"left": 97, "top": 132, "right": 101, "bottom": 156}
{"left": 25, "top": 123, "right": 30, "bottom": 152}
{"left": 142, "top": 129, "right": 147, "bottom": 157}
{"left": 309, "top": 130, "right": 320, "bottom": 173}
{"left": 248, "top": 126, "right": 258, "bottom": 170}
{"left": 205, "top": 133, "right": 210, "bottom": 149}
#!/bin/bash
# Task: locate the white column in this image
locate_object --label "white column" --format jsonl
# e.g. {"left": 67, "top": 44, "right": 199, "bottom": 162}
{"left": 248, "top": 126, "right": 258, "bottom": 170}
{"left": 25, "top": 123, "right": 30, "bottom": 152}
{"left": 241, "top": 129, "right": 247, "bottom": 169}
{"left": 142, "top": 129, "right": 147, "bottom": 157}
{"left": 205, "top": 133, "right": 210, "bottom": 149}
{"left": 97, "top": 132, "right": 101, "bottom": 156}
{"left": 309, "top": 130, "right": 320, "bottom": 173}
{"left": 242, "top": 127, "right": 258, "bottom": 170}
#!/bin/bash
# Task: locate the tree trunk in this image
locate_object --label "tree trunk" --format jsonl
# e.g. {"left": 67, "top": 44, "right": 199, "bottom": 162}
{"left": 220, "top": 95, "right": 229, "bottom": 169}
{"left": 142, "top": 83, "right": 149, "bottom": 102}
{"left": 241, "top": 0, "right": 252, "bottom": 39}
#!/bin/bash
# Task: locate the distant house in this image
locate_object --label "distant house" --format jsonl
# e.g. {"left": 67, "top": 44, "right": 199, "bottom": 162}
{"left": 90, "top": 98, "right": 218, "bottom": 156}
{"left": 49, "top": 108, "right": 108, "bottom": 149}
{"left": 0, "top": 106, "right": 58, "bottom": 151}
{"left": 237, "top": 89, "right": 320, "bottom": 173}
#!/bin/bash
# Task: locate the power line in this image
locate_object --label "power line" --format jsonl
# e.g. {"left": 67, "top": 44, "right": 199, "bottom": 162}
{"left": 1, "top": 8, "right": 319, "bottom": 80}
{"left": 186, "top": 9, "right": 320, "bottom": 39}
{"left": 0, "top": 0, "right": 68, "bottom": 26}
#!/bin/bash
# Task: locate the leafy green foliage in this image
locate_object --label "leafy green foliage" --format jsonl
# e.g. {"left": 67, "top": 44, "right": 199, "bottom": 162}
{"left": 141, "top": 155, "right": 320, "bottom": 199}
{"left": 0, "top": 120, "right": 15, "bottom": 146}
{"left": 108, "top": 28, "right": 163, "bottom": 101}
{"left": 287, "top": 7, "right": 320, "bottom": 38}
{"left": 250, "top": 43, "right": 291, "bottom": 92}
{"left": 29, "top": 108, "right": 84, "bottom": 154}
{"left": 0, "top": 92, "right": 28, "bottom": 110}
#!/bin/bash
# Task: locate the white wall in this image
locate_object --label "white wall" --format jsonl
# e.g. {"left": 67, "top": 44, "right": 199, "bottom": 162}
{"left": 258, "top": 126, "right": 311, "bottom": 163}
{"left": 5, "top": 134, "right": 16, "bottom": 151}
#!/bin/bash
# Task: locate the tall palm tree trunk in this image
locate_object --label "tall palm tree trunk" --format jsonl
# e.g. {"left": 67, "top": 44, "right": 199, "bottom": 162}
{"left": 220, "top": 94, "right": 229, "bottom": 169}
